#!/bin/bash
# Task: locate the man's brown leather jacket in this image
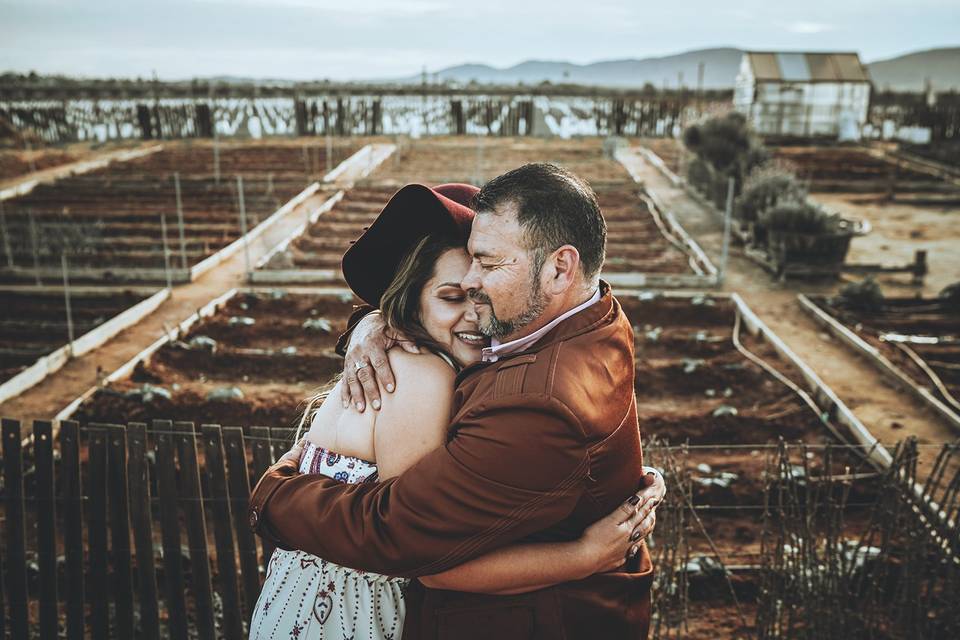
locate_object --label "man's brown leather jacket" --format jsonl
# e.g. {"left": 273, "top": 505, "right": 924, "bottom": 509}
{"left": 249, "top": 282, "right": 652, "bottom": 639}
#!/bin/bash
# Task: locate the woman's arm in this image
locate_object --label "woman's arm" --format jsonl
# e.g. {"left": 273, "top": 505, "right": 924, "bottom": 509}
{"left": 419, "top": 489, "right": 659, "bottom": 595}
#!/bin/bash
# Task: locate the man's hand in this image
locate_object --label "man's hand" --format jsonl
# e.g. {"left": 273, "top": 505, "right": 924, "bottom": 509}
{"left": 340, "top": 311, "right": 419, "bottom": 412}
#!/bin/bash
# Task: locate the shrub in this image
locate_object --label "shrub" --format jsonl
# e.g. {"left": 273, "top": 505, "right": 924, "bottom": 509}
{"left": 834, "top": 277, "right": 885, "bottom": 312}
{"left": 682, "top": 112, "right": 769, "bottom": 205}
{"left": 736, "top": 166, "right": 807, "bottom": 223}
{"left": 940, "top": 282, "right": 960, "bottom": 308}
{"left": 759, "top": 200, "right": 837, "bottom": 235}
{"left": 686, "top": 157, "right": 713, "bottom": 194}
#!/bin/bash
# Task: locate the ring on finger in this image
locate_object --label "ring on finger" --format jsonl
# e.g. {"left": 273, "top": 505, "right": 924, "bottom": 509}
{"left": 630, "top": 529, "right": 643, "bottom": 542}
{"left": 354, "top": 359, "right": 370, "bottom": 371}
{"left": 627, "top": 544, "right": 639, "bottom": 558}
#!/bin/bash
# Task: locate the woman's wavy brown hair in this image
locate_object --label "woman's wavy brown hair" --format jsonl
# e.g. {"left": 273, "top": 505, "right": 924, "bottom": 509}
{"left": 294, "top": 232, "right": 465, "bottom": 441}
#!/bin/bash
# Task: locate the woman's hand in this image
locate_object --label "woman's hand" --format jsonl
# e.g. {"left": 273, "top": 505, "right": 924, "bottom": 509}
{"left": 340, "top": 311, "right": 419, "bottom": 412}
{"left": 576, "top": 492, "right": 659, "bottom": 574}
{"left": 279, "top": 438, "right": 307, "bottom": 466}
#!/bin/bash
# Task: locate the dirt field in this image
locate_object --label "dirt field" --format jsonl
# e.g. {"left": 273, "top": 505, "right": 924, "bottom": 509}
{"left": 812, "top": 192, "right": 960, "bottom": 295}
{"left": 0, "top": 140, "right": 359, "bottom": 282}
{"left": 2, "top": 136, "right": 957, "bottom": 638}
{"left": 0, "top": 288, "right": 152, "bottom": 383}
{"left": 260, "top": 138, "right": 695, "bottom": 284}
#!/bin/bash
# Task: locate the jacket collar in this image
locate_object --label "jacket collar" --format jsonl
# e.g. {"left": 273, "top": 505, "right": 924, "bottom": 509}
{"left": 456, "top": 281, "right": 616, "bottom": 384}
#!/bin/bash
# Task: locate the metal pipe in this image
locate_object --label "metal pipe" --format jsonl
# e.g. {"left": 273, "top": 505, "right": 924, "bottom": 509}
{"left": 28, "top": 209, "right": 42, "bottom": 286}
{"left": 61, "top": 252, "right": 75, "bottom": 355}
{"left": 237, "top": 175, "right": 251, "bottom": 282}
{"left": 719, "top": 176, "right": 734, "bottom": 285}
{"left": 160, "top": 213, "right": 172, "bottom": 290}
{"left": 174, "top": 172, "right": 188, "bottom": 270}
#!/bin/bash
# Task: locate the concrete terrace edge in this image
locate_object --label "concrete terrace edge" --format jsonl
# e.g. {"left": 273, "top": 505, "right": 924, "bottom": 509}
{"left": 247, "top": 143, "right": 396, "bottom": 285}
{"left": 54, "top": 287, "right": 240, "bottom": 423}
{"left": 252, "top": 190, "right": 346, "bottom": 271}
{"left": 613, "top": 146, "right": 719, "bottom": 288}
{"left": 797, "top": 293, "right": 960, "bottom": 434}
{"left": 190, "top": 182, "right": 322, "bottom": 280}
{"left": 0, "top": 145, "right": 164, "bottom": 201}
{"left": 0, "top": 287, "right": 170, "bottom": 406}
{"left": 637, "top": 146, "right": 684, "bottom": 187}
{"left": 731, "top": 292, "right": 892, "bottom": 468}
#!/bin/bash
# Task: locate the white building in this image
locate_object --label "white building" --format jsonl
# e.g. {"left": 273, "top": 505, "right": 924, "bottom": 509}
{"left": 734, "top": 52, "right": 871, "bottom": 140}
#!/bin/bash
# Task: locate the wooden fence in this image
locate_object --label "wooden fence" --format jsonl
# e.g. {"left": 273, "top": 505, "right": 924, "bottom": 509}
{"left": 0, "top": 418, "right": 297, "bottom": 639}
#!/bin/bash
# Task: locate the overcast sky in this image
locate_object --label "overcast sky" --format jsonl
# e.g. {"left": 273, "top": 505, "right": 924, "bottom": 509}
{"left": 1, "top": 0, "right": 957, "bottom": 80}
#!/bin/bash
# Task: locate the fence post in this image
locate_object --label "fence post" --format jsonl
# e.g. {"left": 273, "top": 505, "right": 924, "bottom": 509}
{"left": 160, "top": 213, "right": 173, "bottom": 289}
{"left": 34, "top": 420, "right": 59, "bottom": 640}
{"left": 719, "top": 176, "right": 734, "bottom": 286}
{"left": 174, "top": 421, "right": 217, "bottom": 640}
{"left": 237, "top": 175, "right": 251, "bottom": 282}
{"left": 250, "top": 426, "right": 276, "bottom": 570}
{"left": 28, "top": 208, "right": 42, "bottom": 286}
{"left": 0, "top": 199, "right": 13, "bottom": 268}
{"left": 214, "top": 137, "right": 221, "bottom": 185}
{"left": 107, "top": 424, "right": 135, "bottom": 638}
{"left": 326, "top": 133, "right": 333, "bottom": 174}
{"left": 175, "top": 171, "right": 188, "bottom": 270}
{"left": 127, "top": 422, "right": 161, "bottom": 640}
{"left": 202, "top": 424, "right": 246, "bottom": 639}
{"left": 2, "top": 419, "right": 29, "bottom": 640}
{"left": 61, "top": 252, "right": 75, "bottom": 354}
{"left": 59, "top": 420, "right": 85, "bottom": 640}
{"left": 223, "top": 426, "right": 262, "bottom": 616}
{"left": 153, "top": 419, "right": 189, "bottom": 640}
{"left": 87, "top": 424, "right": 110, "bottom": 637}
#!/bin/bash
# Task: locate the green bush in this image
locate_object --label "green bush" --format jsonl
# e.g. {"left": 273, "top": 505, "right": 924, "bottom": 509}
{"left": 686, "top": 157, "right": 713, "bottom": 194}
{"left": 682, "top": 112, "right": 769, "bottom": 206}
{"left": 736, "top": 166, "right": 807, "bottom": 223}
{"left": 759, "top": 200, "right": 838, "bottom": 235}
{"left": 834, "top": 277, "right": 885, "bottom": 312}
{"left": 940, "top": 282, "right": 960, "bottom": 308}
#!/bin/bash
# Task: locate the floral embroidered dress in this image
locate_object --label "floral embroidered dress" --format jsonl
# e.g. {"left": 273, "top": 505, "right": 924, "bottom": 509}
{"left": 249, "top": 443, "right": 407, "bottom": 640}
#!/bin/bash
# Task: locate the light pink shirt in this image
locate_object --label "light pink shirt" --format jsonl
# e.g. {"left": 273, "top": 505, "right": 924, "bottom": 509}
{"left": 481, "top": 287, "right": 602, "bottom": 363}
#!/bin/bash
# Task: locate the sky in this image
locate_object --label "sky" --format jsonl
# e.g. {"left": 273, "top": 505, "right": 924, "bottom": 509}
{"left": 1, "top": 0, "right": 957, "bottom": 81}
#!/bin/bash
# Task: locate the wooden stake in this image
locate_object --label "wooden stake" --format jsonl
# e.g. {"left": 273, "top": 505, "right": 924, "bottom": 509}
{"left": 61, "top": 252, "right": 75, "bottom": 354}
{"left": 174, "top": 171, "right": 188, "bottom": 270}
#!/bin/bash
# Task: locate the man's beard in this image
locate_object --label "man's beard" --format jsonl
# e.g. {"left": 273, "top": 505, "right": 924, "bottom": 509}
{"left": 470, "top": 276, "right": 549, "bottom": 340}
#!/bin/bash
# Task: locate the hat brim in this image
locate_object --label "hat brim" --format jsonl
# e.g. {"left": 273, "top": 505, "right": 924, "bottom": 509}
{"left": 342, "top": 184, "right": 476, "bottom": 306}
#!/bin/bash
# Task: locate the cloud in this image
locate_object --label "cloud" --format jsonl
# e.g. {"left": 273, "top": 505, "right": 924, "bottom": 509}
{"left": 786, "top": 21, "right": 835, "bottom": 34}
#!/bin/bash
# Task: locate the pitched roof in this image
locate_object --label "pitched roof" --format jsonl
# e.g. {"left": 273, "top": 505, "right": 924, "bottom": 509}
{"left": 745, "top": 52, "right": 870, "bottom": 82}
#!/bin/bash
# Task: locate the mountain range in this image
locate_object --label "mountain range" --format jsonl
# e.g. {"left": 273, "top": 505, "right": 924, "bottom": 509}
{"left": 403, "top": 46, "right": 959, "bottom": 91}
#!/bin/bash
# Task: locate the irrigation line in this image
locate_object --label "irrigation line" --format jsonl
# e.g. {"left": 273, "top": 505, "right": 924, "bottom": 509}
{"left": 638, "top": 192, "right": 704, "bottom": 276}
{"left": 732, "top": 308, "right": 852, "bottom": 447}
{"left": 895, "top": 342, "right": 960, "bottom": 413}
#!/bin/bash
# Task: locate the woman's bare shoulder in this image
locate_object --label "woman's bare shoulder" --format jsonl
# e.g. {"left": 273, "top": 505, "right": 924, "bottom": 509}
{"left": 386, "top": 349, "right": 457, "bottom": 390}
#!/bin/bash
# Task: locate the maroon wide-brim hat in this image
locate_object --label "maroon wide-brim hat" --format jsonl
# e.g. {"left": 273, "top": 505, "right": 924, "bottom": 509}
{"left": 342, "top": 183, "right": 479, "bottom": 306}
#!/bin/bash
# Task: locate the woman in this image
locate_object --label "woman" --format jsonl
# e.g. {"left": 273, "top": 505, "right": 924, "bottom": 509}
{"left": 249, "top": 184, "right": 658, "bottom": 640}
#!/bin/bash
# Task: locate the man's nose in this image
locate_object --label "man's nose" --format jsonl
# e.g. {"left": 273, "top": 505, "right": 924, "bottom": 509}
{"left": 461, "top": 260, "right": 481, "bottom": 291}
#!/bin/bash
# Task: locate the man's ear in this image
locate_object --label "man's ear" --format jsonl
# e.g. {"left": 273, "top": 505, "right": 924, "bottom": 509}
{"left": 543, "top": 245, "right": 580, "bottom": 295}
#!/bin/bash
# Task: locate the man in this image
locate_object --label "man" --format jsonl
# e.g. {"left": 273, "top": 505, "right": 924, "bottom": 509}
{"left": 249, "top": 163, "right": 662, "bottom": 638}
